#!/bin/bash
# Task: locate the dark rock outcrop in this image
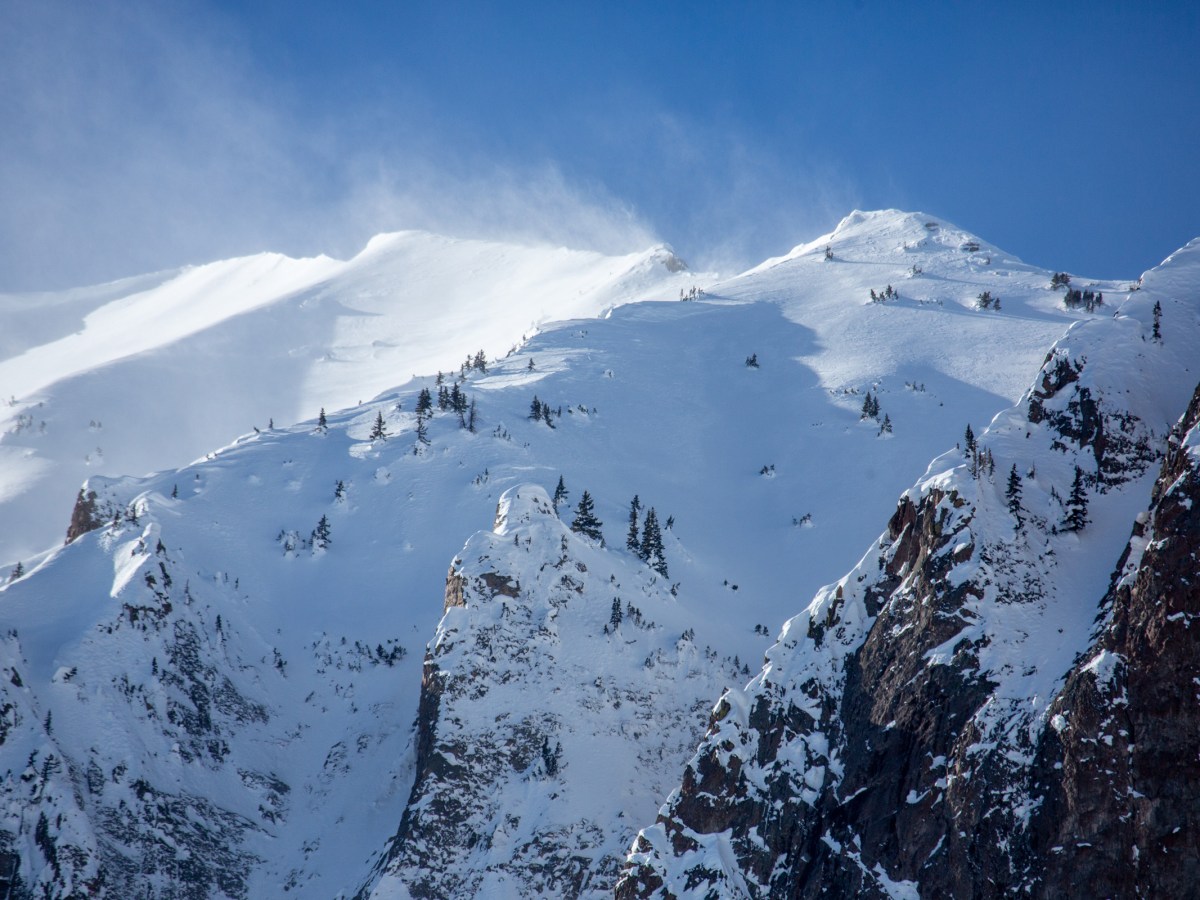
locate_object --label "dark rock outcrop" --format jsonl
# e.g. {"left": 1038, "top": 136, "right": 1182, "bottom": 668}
{"left": 1029, "top": 382, "right": 1200, "bottom": 897}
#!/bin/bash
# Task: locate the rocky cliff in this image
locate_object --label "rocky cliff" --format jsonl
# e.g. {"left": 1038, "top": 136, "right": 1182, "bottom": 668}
{"left": 363, "top": 486, "right": 743, "bottom": 899}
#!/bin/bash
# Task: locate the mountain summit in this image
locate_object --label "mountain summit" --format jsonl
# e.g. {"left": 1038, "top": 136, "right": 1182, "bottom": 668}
{"left": 0, "top": 212, "right": 1196, "bottom": 898}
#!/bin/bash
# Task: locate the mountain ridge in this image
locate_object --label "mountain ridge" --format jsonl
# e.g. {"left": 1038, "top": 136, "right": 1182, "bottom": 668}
{"left": 1, "top": 210, "right": 1196, "bottom": 898}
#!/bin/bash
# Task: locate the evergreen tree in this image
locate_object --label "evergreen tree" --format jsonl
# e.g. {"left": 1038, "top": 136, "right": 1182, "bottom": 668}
{"left": 334, "top": 479, "right": 346, "bottom": 502}
{"left": 1064, "top": 465, "right": 1089, "bottom": 532}
{"left": 964, "top": 424, "right": 976, "bottom": 455}
{"left": 467, "top": 399, "right": 477, "bottom": 433}
{"left": 369, "top": 411, "right": 387, "bottom": 441}
{"left": 860, "top": 392, "right": 875, "bottom": 420}
{"left": 416, "top": 388, "right": 433, "bottom": 417}
{"left": 473, "top": 350, "right": 487, "bottom": 372}
{"left": 437, "top": 385, "right": 450, "bottom": 410}
{"left": 1005, "top": 464, "right": 1024, "bottom": 529}
{"left": 10, "top": 561, "right": 23, "bottom": 581}
{"left": 570, "top": 491, "right": 604, "bottom": 543}
{"left": 416, "top": 416, "right": 430, "bottom": 445}
{"left": 626, "top": 495, "right": 642, "bottom": 554}
{"left": 609, "top": 597, "right": 623, "bottom": 629}
{"left": 640, "top": 508, "right": 668, "bottom": 577}
{"left": 530, "top": 396, "right": 543, "bottom": 420}
{"left": 317, "top": 407, "right": 328, "bottom": 431}
{"left": 553, "top": 476, "right": 569, "bottom": 511}
{"left": 1153, "top": 301, "right": 1163, "bottom": 342}
{"left": 312, "top": 515, "right": 332, "bottom": 550}
{"left": 878, "top": 413, "right": 892, "bottom": 435}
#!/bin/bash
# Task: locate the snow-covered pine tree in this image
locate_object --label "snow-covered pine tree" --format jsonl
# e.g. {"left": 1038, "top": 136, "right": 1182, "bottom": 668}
{"left": 861, "top": 392, "right": 875, "bottom": 420}
{"left": 570, "top": 491, "right": 604, "bottom": 544}
{"left": 964, "top": 423, "right": 976, "bottom": 454}
{"left": 416, "top": 388, "right": 433, "bottom": 417}
{"left": 640, "top": 508, "right": 668, "bottom": 577}
{"left": 609, "top": 597, "right": 623, "bottom": 629}
{"left": 1006, "top": 464, "right": 1024, "bottom": 529}
{"left": 312, "top": 515, "right": 331, "bottom": 550}
{"left": 626, "top": 495, "right": 642, "bottom": 554}
{"left": 1064, "top": 465, "right": 1089, "bottom": 532}
{"left": 369, "top": 411, "right": 387, "bottom": 441}
{"left": 317, "top": 408, "right": 328, "bottom": 432}
{"left": 553, "top": 476, "right": 569, "bottom": 512}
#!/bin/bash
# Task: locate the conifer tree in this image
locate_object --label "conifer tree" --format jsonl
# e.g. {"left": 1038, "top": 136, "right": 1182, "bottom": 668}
{"left": 626, "top": 495, "right": 642, "bottom": 554}
{"left": 570, "top": 491, "right": 604, "bottom": 543}
{"left": 964, "top": 424, "right": 976, "bottom": 455}
{"left": 553, "top": 476, "right": 569, "bottom": 511}
{"left": 416, "top": 416, "right": 430, "bottom": 445}
{"left": 609, "top": 597, "right": 623, "bottom": 629}
{"left": 416, "top": 388, "right": 433, "bottom": 417}
{"left": 1006, "top": 464, "right": 1024, "bottom": 529}
{"left": 369, "top": 411, "right": 387, "bottom": 441}
{"left": 317, "top": 408, "right": 328, "bottom": 432}
{"left": 467, "top": 399, "right": 477, "bottom": 433}
{"left": 530, "top": 396, "right": 543, "bottom": 420}
{"left": 10, "top": 561, "right": 23, "bottom": 581}
{"left": 640, "top": 508, "right": 668, "bottom": 577}
{"left": 1064, "top": 465, "right": 1089, "bottom": 532}
{"left": 1152, "top": 301, "right": 1163, "bottom": 342}
{"left": 861, "top": 392, "right": 875, "bottom": 420}
{"left": 312, "top": 515, "right": 332, "bottom": 550}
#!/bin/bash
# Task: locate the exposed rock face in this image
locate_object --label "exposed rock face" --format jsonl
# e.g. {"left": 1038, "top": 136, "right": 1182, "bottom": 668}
{"left": 65, "top": 487, "right": 100, "bottom": 543}
{"left": 363, "top": 486, "right": 741, "bottom": 900}
{"left": 1030, "top": 382, "right": 1200, "bottom": 897}
{"left": 617, "top": 283, "right": 1200, "bottom": 898}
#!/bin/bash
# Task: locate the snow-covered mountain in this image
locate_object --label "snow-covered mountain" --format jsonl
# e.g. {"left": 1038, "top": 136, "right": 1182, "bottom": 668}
{"left": 617, "top": 237, "right": 1200, "bottom": 898}
{"left": 0, "top": 210, "right": 1195, "bottom": 899}
{"left": 0, "top": 233, "right": 697, "bottom": 564}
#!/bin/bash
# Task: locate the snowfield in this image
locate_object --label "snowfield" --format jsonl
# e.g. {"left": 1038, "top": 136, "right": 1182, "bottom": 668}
{"left": 1, "top": 210, "right": 1194, "bottom": 898}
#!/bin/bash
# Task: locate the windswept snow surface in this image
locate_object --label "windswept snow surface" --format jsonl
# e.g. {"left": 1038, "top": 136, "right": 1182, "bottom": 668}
{"left": 0, "top": 234, "right": 698, "bottom": 562}
{"left": 0, "top": 210, "right": 1167, "bottom": 897}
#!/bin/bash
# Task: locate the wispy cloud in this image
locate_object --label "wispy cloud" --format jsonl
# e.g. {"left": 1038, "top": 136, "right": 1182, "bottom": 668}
{"left": 0, "top": 2, "right": 665, "bottom": 291}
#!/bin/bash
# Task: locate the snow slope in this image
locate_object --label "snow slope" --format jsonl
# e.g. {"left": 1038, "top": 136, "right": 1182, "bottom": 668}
{"left": 0, "top": 234, "right": 698, "bottom": 563}
{"left": 0, "top": 210, "right": 1167, "bottom": 898}
{"left": 617, "top": 235, "right": 1200, "bottom": 897}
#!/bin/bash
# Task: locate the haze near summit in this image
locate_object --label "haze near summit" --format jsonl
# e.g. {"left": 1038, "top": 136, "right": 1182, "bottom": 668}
{"left": 1, "top": 0, "right": 1197, "bottom": 292}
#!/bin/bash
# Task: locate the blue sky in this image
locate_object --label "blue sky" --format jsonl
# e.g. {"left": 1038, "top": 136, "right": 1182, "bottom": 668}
{"left": 2, "top": 0, "right": 1198, "bottom": 290}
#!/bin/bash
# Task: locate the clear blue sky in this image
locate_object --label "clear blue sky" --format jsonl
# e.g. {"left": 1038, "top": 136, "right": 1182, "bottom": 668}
{"left": 3, "top": 0, "right": 1198, "bottom": 290}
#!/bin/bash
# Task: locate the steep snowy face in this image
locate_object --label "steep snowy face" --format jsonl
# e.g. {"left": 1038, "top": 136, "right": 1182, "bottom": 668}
{"left": 364, "top": 486, "right": 741, "bottom": 899}
{"left": 0, "top": 234, "right": 699, "bottom": 562}
{"left": 617, "top": 240, "right": 1200, "bottom": 898}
